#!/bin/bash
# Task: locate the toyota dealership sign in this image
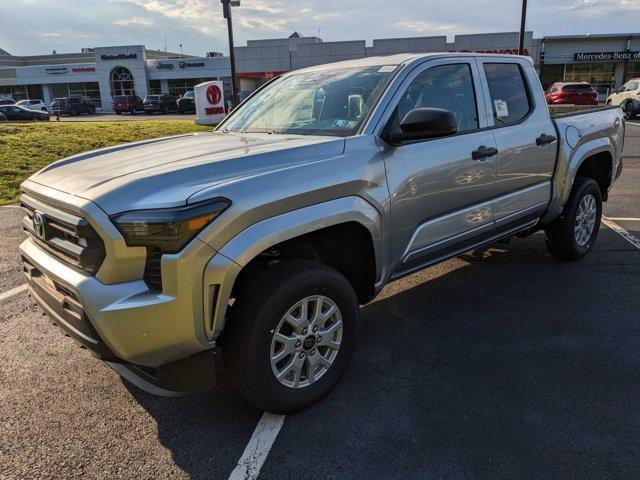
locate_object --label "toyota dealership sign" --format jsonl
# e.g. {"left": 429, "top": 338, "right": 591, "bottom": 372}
{"left": 195, "top": 80, "right": 226, "bottom": 125}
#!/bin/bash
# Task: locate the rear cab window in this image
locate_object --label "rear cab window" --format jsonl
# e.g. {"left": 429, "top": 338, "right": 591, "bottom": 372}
{"left": 483, "top": 63, "right": 532, "bottom": 125}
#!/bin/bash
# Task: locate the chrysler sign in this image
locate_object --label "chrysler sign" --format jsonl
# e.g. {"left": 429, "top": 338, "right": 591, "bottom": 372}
{"left": 574, "top": 51, "right": 640, "bottom": 62}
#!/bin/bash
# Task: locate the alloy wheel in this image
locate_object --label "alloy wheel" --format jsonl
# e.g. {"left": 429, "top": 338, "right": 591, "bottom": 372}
{"left": 270, "top": 295, "right": 343, "bottom": 389}
{"left": 574, "top": 193, "right": 597, "bottom": 246}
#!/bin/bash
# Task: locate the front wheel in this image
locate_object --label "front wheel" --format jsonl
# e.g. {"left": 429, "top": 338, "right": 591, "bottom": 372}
{"left": 222, "top": 260, "right": 359, "bottom": 413}
{"left": 545, "top": 177, "right": 602, "bottom": 260}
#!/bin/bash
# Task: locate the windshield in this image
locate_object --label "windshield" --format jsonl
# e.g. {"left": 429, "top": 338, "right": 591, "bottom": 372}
{"left": 16, "top": 100, "right": 28, "bottom": 105}
{"left": 222, "top": 65, "right": 397, "bottom": 136}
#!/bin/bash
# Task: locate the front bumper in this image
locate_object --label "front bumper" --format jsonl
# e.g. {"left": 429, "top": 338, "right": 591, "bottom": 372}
{"left": 21, "top": 238, "right": 220, "bottom": 395}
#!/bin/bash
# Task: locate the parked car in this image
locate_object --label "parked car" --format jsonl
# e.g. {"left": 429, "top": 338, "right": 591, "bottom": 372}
{"left": 111, "top": 95, "right": 144, "bottom": 115}
{"left": 0, "top": 105, "right": 50, "bottom": 121}
{"left": 51, "top": 97, "right": 96, "bottom": 116}
{"left": 143, "top": 94, "right": 177, "bottom": 114}
{"left": 606, "top": 78, "right": 640, "bottom": 118}
{"left": 545, "top": 82, "right": 598, "bottom": 105}
{"left": 177, "top": 91, "right": 195, "bottom": 114}
{"left": 19, "top": 54, "right": 624, "bottom": 413}
{"left": 112, "top": 95, "right": 144, "bottom": 115}
{"left": 15, "top": 99, "right": 49, "bottom": 113}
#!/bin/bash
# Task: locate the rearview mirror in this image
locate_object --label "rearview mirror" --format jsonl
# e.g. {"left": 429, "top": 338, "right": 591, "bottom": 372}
{"left": 390, "top": 108, "right": 458, "bottom": 144}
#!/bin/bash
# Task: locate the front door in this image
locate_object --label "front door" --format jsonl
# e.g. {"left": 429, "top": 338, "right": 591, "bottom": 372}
{"left": 377, "top": 58, "right": 498, "bottom": 277}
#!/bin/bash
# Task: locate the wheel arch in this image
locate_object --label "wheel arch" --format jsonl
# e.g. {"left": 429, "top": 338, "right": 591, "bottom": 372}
{"left": 544, "top": 137, "right": 616, "bottom": 223}
{"left": 203, "top": 196, "right": 386, "bottom": 341}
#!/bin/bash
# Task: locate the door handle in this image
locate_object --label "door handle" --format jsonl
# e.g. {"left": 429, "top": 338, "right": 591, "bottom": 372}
{"left": 472, "top": 145, "right": 498, "bottom": 160}
{"left": 536, "top": 133, "right": 557, "bottom": 146}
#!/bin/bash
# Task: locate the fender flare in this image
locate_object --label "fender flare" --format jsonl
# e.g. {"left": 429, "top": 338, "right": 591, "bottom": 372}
{"left": 202, "top": 196, "right": 385, "bottom": 340}
{"left": 544, "top": 137, "right": 616, "bottom": 222}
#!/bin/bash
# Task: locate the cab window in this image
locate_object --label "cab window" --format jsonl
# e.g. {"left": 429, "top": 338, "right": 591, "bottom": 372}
{"left": 483, "top": 63, "right": 531, "bottom": 125}
{"left": 395, "top": 63, "right": 479, "bottom": 133}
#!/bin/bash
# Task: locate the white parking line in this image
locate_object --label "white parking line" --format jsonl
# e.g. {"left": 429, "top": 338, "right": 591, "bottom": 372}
{"left": 606, "top": 217, "right": 640, "bottom": 222}
{"left": 1, "top": 205, "right": 21, "bottom": 209}
{"left": 228, "top": 413, "right": 286, "bottom": 480}
{"left": 603, "top": 216, "right": 640, "bottom": 250}
{"left": 0, "top": 284, "right": 28, "bottom": 303}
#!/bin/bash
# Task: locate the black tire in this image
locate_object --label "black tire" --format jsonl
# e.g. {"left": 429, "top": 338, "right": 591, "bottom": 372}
{"left": 70, "top": 108, "right": 77, "bottom": 116}
{"left": 623, "top": 101, "right": 636, "bottom": 119}
{"left": 89, "top": 106, "right": 96, "bottom": 114}
{"left": 222, "top": 260, "right": 359, "bottom": 413}
{"left": 115, "top": 111, "right": 122, "bottom": 115}
{"left": 163, "top": 105, "right": 169, "bottom": 114}
{"left": 545, "top": 177, "right": 602, "bottom": 260}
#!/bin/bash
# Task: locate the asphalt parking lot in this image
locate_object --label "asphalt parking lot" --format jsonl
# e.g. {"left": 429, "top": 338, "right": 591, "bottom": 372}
{"left": 1, "top": 124, "right": 640, "bottom": 480}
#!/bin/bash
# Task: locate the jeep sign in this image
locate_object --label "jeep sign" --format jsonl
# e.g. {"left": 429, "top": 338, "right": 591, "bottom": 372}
{"left": 195, "top": 80, "right": 225, "bottom": 125}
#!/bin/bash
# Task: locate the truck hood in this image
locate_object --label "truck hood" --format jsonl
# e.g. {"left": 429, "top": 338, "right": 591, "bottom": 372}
{"left": 28, "top": 131, "right": 345, "bottom": 215}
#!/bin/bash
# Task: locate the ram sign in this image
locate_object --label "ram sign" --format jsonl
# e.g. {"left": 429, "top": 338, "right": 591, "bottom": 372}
{"left": 195, "top": 80, "right": 226, "bottom": 125}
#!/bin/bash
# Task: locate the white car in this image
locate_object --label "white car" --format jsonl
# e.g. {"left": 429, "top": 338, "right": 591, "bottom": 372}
{"left": 15, "top": 99, "right": 50, "bottom": 113}
{"left": 606, "top": 78, "right": 640, "bottom": 118}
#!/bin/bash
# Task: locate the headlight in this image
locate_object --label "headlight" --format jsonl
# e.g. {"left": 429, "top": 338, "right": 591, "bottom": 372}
{"left": 111, "top": 198, "right": 231, "bottom": 253}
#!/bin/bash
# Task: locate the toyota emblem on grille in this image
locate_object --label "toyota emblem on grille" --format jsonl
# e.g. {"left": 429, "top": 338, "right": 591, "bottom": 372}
{"left": 32, "top": 211, "right": 46, "bottom": 239}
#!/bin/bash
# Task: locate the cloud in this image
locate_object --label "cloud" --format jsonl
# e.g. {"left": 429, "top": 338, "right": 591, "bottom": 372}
{"left": 113, "top": 16, "right": 153, "bottom": 26}
{"left": 395, "top": 20, "right": 467, "bottom": 34}
{"left": 1, "top": 0, "right": 639, "bottom": 57}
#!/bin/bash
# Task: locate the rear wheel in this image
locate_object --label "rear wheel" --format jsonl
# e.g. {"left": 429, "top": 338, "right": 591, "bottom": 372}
{"left": 545, "top": 177, "right": 602, "bottom": 260}
{"left": 623, "top": 101, "right": 636, "bottom": 119}
{"left": 89, "top": 106, "right": 96, "bottom": 114}
{"left": 70, "top": 107, "right": 78, "bottom": 116}
{"left": 222, "top": 260, "right": 359, "bottom": 413}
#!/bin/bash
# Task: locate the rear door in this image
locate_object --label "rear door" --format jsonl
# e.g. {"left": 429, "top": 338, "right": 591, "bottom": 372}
{"left": 376, "top": 57, "right": 499, "bottom": 276}
{"left": 477, "top": 59, "right": 556, "bottom": 229}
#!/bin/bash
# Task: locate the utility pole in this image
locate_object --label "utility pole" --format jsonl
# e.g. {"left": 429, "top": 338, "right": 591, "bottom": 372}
{"left": 518, "top": 0, "right": 528, "bottom": 55}
{"left": 222, "top": 0, "right": 240, "bottom": 108}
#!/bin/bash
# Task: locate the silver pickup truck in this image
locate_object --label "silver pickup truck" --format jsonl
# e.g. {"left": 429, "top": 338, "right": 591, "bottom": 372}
{"left": 19, "top": 53, "right": 624, "bottom": 412}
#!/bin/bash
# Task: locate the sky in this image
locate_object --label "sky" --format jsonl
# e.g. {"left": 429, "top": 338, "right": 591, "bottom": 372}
{"left": 0, "top": 0, "right": 638, "bottom": 57}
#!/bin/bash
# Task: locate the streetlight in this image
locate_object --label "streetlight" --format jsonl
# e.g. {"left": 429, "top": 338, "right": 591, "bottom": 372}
{"left": 221, "top": 0, "right": 241, "bottom": 108}
{"left": 518, "top": 0, "right": 528, "bottom": 56}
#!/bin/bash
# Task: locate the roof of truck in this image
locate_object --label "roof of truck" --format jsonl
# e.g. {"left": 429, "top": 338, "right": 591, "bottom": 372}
{"left": 294, "top": 52, "right": 533, "bottom": 73}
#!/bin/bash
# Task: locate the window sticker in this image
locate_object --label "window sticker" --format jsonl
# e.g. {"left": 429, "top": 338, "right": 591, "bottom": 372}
{"left": 494, "top": 99, "right": 509, "bottom": 118}
{"left": 378, "top": 65, "right": 397, "bottom": 73}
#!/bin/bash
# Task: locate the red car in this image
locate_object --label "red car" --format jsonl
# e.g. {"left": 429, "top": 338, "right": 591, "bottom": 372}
{"left": 112, "top": 95, "right": 144, "bottom": 114}
{"left": 545, "top": 82, "right": 598, "bottom": 105}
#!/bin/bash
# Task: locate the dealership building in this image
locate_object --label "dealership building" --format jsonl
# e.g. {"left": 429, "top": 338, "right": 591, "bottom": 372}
{"left": 1, "top": 31, "right": 638, "bottom": 112}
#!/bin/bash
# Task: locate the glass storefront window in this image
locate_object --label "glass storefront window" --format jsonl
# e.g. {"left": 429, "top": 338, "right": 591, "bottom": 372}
{"left": 564, "top": 62, "right": 616, "bottom": 83}
{"left": 148, "top": 80, "right": 161, "bottom": 95}
{"left": 0, "top": 85, "right": 28, "bottom": 101}
{"left": 50, "top": 82, "right": 102, "bottom": 108}
{"left": 564, "top": 62, "right": 616, "bottom": 99}
{"left": 168, "top": 78, "right": 216, "bottom": 97}
{"left": 627, "top": 62, "right": 640, "bottom": 79}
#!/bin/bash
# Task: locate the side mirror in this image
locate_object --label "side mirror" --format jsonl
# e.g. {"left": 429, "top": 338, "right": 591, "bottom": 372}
{"left": 390, "top": 108, "right": 458, "bottom": 144}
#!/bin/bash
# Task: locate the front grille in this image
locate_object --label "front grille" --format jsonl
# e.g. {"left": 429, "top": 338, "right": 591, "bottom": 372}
{"left": 21, "top": 195, "right": 106, "bottom": 275}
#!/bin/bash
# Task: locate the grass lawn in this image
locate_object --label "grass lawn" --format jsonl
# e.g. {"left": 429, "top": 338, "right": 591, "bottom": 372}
{"left": 0, "top": 120, "right": 211, "bottom": 205}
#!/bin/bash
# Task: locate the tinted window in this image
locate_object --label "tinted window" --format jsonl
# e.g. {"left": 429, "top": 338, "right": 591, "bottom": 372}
{"left": 483, "top": 63, "right": 531, "bottom": 125}
{"left": 563, "top": 84, "right": 594, "bottom": 92}
{"left": 396, "top": 63, "right": 478, "bottom": 133}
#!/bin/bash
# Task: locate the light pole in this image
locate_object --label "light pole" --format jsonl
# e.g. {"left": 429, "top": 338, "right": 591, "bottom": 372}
{"left": 518, "top": 0, "right": 528, "bottom": 56}
{"left": 221, "top": 0, "right": 240, "bottom": 108}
